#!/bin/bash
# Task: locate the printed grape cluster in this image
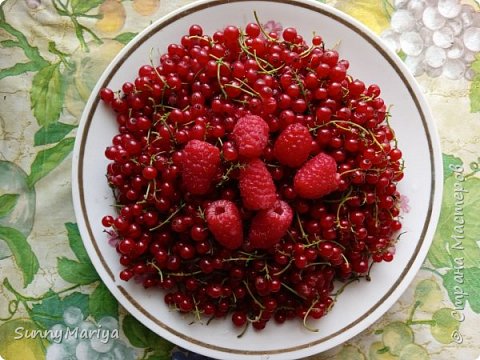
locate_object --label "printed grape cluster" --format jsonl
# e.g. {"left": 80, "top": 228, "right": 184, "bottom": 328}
{"left": 381, "top": 0, "right": 480, "bottom": 79}
{"left": 45, "top": 306, "right": 136, "bottom": 360}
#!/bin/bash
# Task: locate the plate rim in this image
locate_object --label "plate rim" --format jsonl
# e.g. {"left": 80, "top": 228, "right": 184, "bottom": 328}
{"left": 71, "top": 0, "right": 444, "bottom": 358}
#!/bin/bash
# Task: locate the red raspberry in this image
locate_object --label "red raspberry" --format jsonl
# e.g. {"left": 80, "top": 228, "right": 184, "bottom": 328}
{"left": 294, "top": 152, "right": 340, "bottom": 199}
{"left": 181, "top": 140, "right": 221, "bottom": 195}
{"left": 273, "top": 123, "right": 313, "bottom": 167}
{"left": 232, "top": 115, "right": 269, "bottom": 158}
{"left": 205, "top": 200, "right": 243, "bottom": 250}
{"left": 239, "top": 159, "right": 277, "bottom": 210}
{"left": 248, "top": 200, "right": 293, "bottom": 249}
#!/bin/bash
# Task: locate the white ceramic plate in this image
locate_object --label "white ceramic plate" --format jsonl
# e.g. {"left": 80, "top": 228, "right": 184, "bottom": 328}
{"left": 72, "top": 1, "right": 443, "bottom": 359}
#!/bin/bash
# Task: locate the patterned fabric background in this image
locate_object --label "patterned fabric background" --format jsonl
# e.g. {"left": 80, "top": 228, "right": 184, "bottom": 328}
{"left": 0, "top": 0, "right": 479, "bottom": 359}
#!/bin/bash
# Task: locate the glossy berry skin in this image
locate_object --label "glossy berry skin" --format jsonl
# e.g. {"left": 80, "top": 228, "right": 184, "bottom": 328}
{"left": 294, "top": 152, "right": 340, "bottom": 199}
{"left": 239, "top": 159, "right": 277, "bottom": 210}
{"left": 101, "top": 20, "right": 406, "bottom": 333}
{"left": 181, "top": 140, "right": 221, "bottom": 195}
{"left": 232, "top": 115, "right": 269, "bottom": 158}
{"left": 205, "top": 200, "right": 243, "bottom": 250}
{"left": 273, "top": 123, "right": 313, "bottom": 167}
{"left": 248, "top": 200, "right": 293, "bottom": 249}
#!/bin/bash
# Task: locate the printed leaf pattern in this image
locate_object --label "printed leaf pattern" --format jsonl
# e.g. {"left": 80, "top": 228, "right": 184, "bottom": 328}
{"left": 65, "top": 222, "right": 91, "bottom": 264}
{"left": 0, "top": 61, "right": 46, "bottom": 80}
{"left": 27, "top": 137, "right": 75, "bottom": 187}
{"left": 122, "top": 314, "right": 173, "bottom": 353}
{"left": 89, "top": 282, "right": 119, "bottom": 320}
{"left": 34, "top": 122, "right": 76, "bottom": 146}
{"left": 57, "top": 257, "right": 99, "bottom": 285}
{"left": 30, "top": 63, "right": 66, "bottom": 126}
{"left": 0, "top": 5, "right": 49, "bottom": 80}
{"left": 71, "top": 0, "right": 104, "bottom": 14}
{"left": 0, "top": 226, "right": 39, "bottom": 287}
{"left": 0, "top": 194, "right": 20, "bottom": 218}
{"left": 31, "top": 291, "right": 89, "bottom": 329}
{"left": 428, "top": 176, "right": 480, "bottom": 269}
{"left": 442, "top": 153, "right": 463, "bottom": 180}
{"left": 58, "top": 222, "right": 99, "bottom": 285}
{"left": 443, "top": 267, "right": 480, "bottom": 313}
{"left": 114, "top": 32, "right": 138, "bottom": 45}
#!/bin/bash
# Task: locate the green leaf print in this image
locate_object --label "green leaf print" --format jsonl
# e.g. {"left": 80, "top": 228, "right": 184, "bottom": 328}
{"left": 71, "top": 0, "right": 104, "bottom": 14}
{"left": 463, "top": 267, "right": 480, "bottom": 313}
{"left": 65, "top": 222, "right": 91, "bottom": 264}
{"left": 443, "top": 267, "right": 480, "bottom": 313}
{"left": 114, "top": 32, "right": 138, "bottom": 45}
{"left": 52, "top": 0, "right": 103, "bottom": 52}
{"left": 0, "top": 5, "right": 49, "bottom": 80}
{"left": 0, "top": 161, "right": 36, "bottom": 238}
{"left": 0, "top": 226, "right": 39, "bottom": 287}
{"left": 442, "top": 153, "right": 463, "bottom": 179}
{"left": 62, "top": 291, "right": 90, "bottom": 317}
{"left": 122, "top": 314, "right": 155, "bottom": 348}
{"left": 0, "top": 61, "right": 46, "bottom": 81}
{"left": 123, "top": 315, "right": 173, "bottom": 351}
{"left": 428, "top": 176, "right": 480, "bottom": 268}
{"left": 27, "top": 137, "right": 75, "bottom": 188}
{"left": 470, "top": 55, "right": 480, "bottom": 113}
{"left": 57, "top": 257, "right": 99, "bottom": 285}
{"left": 34, "top": 122, "right": 76, "bottom": 146}
{"left": 397, "top": 49, "right": 407, "bottom": 61}
{"left": 0, "top": 194, "right": 19, "bottom": 218}
{"left": 30, "top": 291, "right": 64, "bottom": 329}
{"left": 89, "top": 282, "right": 118, "bottom": 320}
{"left": 31, "top": 291, "right": 89, "bottom": 329}
{"left": 30, "top": 63, "right": 66, "bottom": 126}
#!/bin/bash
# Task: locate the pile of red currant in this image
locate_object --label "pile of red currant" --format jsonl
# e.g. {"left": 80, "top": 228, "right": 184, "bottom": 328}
{"left": 100, "top": 19, "right": 404, "bottom": 332}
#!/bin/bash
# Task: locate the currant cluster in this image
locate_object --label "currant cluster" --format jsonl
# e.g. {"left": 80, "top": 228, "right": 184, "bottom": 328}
{"left": 100, "top": 19, "right": 405, "bottom": 332}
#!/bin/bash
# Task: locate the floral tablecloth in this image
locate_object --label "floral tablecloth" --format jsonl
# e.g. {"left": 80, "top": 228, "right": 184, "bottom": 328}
{"left": 0, "top": 0, "right": 479, "bottom": 359}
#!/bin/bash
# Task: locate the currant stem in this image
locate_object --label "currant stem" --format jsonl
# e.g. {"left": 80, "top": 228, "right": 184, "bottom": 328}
{"left": 340, "top": 253, "right": 349, "bottom": 266}
{"left": 233, "top": 76, "right": 261, "bottom": 97}
{"left": 224, "top": 83, "right": 257, "bottom": 97}
{"left": 302, "top": 298, "right": 320, "bottom": 332}
{"left": 366, "top": 260, "right": 375, "bottom": 281}
{"left": 335, "top": 187, "right": 353, "bottom": 226}
{"left": 238, "top": 34, "right": 272, "bottom": 69}
{"left": 149, "top": 202, "right": 185, "bottom": 231}
{"left": 273, "top": 259, "right": 293, "bottom": 276}
{"left": 150, "top": 47, "right": 169, "bottom": 88}
{"left": 305, "top": 261, "right": 331, "bottom": 268}
{"left": 243, "top": 280, "right": 265, "bottom": 309}
{"left": 253, "top": 10, "right": 276, "bottom": 42}
{"left": 147, "top": 261, "right": 164, "bottom": 282}
{"left": 236, "top": 321, "right": 250, "bottom": 338}
{"left": 215, "top": 57, "right": 228, "bottom": 98}
{"left": 281, "top": 282, "right": 306, "bottom": 300}
{"left": 331, "top": 277, "right": 360, "bottom": 299}
{"left": 295, "top": 212, "right": 309, "bottom": 241}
